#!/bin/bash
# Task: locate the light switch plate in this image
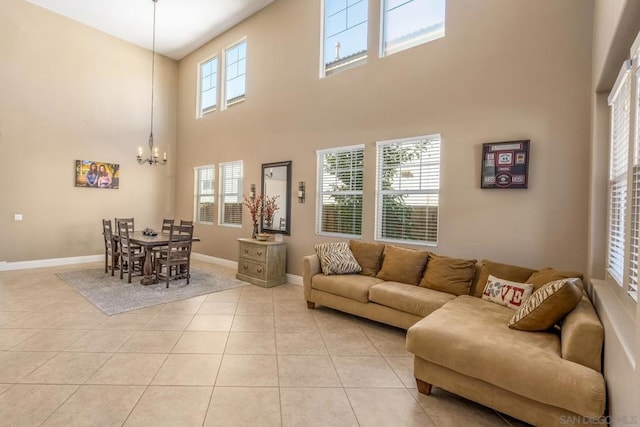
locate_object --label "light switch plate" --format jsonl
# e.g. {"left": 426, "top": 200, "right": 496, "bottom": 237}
{"left": 14, "top": 214, "right": 23, "bottom": 221}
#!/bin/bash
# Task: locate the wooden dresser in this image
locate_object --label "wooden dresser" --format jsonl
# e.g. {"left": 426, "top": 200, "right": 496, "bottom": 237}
{"left": 236, "top": 238, "right": 287, "bottom": 287}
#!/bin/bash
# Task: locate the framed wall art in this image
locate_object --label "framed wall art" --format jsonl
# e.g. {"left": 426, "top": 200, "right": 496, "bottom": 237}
{"left": 481, "top": 140, "right": 530, "bottom": 189}
{"left": 75, "top": 160, "right": 120, "bottom": 189}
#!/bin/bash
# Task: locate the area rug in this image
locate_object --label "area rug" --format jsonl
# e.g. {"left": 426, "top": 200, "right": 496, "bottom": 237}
{"left": 57, "top": 268, "right": 248, "bottom": 315}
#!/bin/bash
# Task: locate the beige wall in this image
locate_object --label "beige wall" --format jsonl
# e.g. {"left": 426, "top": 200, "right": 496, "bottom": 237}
{"left": 0, "top": 0, "right": 178, "bottom": 263}
{"left": 176, "top": 0, "right": 594, "bottom": 276}
{"left": 589, "top": 0, "right": 640, "bottom": 423}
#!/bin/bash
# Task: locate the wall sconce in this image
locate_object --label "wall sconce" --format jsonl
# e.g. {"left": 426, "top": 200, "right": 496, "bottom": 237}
{"left": 298, "top": 181, "right": 305, "bottom": 203}
{"left": 250, "top": 184, "right": 256, "bottom": 199}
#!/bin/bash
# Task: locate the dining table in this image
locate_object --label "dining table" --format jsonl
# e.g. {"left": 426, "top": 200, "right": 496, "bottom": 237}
{"left": 129, "top": 231, "right": 200, "bottom": 285}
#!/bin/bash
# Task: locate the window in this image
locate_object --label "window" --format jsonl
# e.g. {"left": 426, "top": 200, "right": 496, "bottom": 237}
{"left": 605, "top": 31, "right": 639, "bottom": 303}
{"left": 224, "top": 40, "right": 247, "bottom": 108}
{"left": 219, "top": 161, "right": 243, "bottom": 226}
{"left": 376, "top": 135, "right": 440, "bottom": 245}
{"left": 195, "top": 166, "right": 215, "bottom": 223}
{"left": 322, "top": 0, "right": 368, "bottom": 76}
{"left": 608, "top": 62, "right": 631, "bottom": 287}
{"left": 316, "top": 145, "right": 364, "bottom": 237}
{"left": 199, "top": 56, "right": 217, "bottom": 116}
{"left": 381, "top": 0, "right": 445, "bottom": 56}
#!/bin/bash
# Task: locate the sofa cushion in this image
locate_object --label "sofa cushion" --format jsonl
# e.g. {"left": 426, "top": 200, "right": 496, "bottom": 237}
{"left": 376, "top": 245, "right": 429, "bottom": 285}
{"left": 481, "top": 275, "right": 534, "bottom": 310}
{"left": 406, "top": 296, "right": 606, "bottom": 418}
{"left": 311, "top": 273, "right": 383, "bottom": 303}
{"left": 369, "top": 282, "right": 456, "bottom": 317}
{"left": 314, "top": 242, "right": 362, "bottom": 275}
{"left": 419, "top": 253, "right": 477, "bottom": 296}
{"left": 526, "top": 268, "right": 583, "bottom": 291}
{"left": 470, "top": 260, "right": 537, "bottom": 298}
{"left": 349, "top": 240, "right": 385, "bottom": 277}
{"left": 509, "top": 278, "right": 583, "bottom": 331}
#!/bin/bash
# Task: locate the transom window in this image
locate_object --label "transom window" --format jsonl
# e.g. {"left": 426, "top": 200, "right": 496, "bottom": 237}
{"left": 322, "top": 0, "right": 368, "bottom": 76}
{"left": 194, "top": 166, "right": 215, "bottom": 224}
{"left": 224, "top": 40, "right": 247, "bottom": 108}
{"left": 381, "top": 0, "right": 446, "bottom": 57}
{"left": 316, "top": 144, "right": 364, "bottom": 237}
{"left": 199, "top": 56, "right": 217, "bottom": 116}
{"left": 376, "top": 135, "right": 441, "bottom": 245}
{"left": 219, "top": 161, "right": 243, "bottom": 226}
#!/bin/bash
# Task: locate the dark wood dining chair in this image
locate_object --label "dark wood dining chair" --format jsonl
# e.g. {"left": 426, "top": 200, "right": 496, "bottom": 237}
{"left": 102, "top": 219, "right": 120, "bottom": 276}
{"left": 115, "top": 217, "right": 142, "bottom": 252}
{"left": 161, "top": 218, "right": 174, "bottom": 233}
{"left": 179, "top": 220, "right": 193, "bottom": 226}
{"left": 117, "top": 220, "right": 145, "bottom": 283}
{"left": 154, "top": 224, "right": 194, "bottom": 288}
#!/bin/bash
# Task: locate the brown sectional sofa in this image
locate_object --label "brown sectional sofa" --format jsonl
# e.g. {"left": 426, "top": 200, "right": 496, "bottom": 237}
{"left": 302, "top": 242, "right": 606, "bottom": 427}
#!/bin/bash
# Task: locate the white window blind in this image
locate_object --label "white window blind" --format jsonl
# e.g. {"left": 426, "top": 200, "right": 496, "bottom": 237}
{"left": 376, "top": 135, "right": 440, "bottom": 245}
{"left": 194, "top": 166, "right": 214, "bottom": 223}
{"left": 199, "top": 56, "right": 217, "bottom": 116}
{"left": 381, "top": 0, "right": 445, "bottom": 57}
{"left": 607, "top": 61, "right": 631, "bottom": 286}
{"left": 629, "top": 58, "right": 640, "bottom": 301}
{"left": 219, "top": 161, "right": 243, "bottom": 226}
{"left": 316, "top": 145, "right": 364, "bottom": 237}
{"left": 322, "top": 0, "right": 368, "bottom": 76}
{"left": 224, "top": 40, "right": 246, "bottom": 107}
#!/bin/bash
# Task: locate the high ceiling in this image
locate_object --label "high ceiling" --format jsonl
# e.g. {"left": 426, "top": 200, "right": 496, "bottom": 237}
{"left": 24, "top": 0, "right": 275, "bottom": 60}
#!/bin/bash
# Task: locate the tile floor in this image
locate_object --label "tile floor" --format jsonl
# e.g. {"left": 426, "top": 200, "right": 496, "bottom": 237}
{"left": 0, "top": 260, "right": 530, "bottom": 426}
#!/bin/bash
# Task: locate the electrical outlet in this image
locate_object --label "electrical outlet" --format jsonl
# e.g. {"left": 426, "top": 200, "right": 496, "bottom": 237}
{"left": 14, "top": 214, "right": 23, "bottom": 221}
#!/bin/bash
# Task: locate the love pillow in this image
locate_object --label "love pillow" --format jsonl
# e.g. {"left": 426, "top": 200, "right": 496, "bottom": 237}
{"left": 482, "top": 274, "right": 534, "bottom": 310}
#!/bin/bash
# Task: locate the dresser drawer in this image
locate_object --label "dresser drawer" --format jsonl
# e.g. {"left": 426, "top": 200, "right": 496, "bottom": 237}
{"left": 239, "top": 260, "right": 267, "bottom": 280}
{"left": 240, "top": 244, "right": 267, "bottom": 262}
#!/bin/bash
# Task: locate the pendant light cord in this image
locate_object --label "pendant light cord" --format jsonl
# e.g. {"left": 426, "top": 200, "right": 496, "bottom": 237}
{"left": 149, "top": 0, "right": 157, "bottom": 149}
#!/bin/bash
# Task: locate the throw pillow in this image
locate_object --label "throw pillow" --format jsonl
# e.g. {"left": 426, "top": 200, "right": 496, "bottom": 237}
{"left": 314, "top": 242, "right": 362, "bottom": 275}
{"left": 376, "top": 245, "right": 429, "bottom": 285}
{"left": 349, "top": 240, "right": 385, "bottom": 277}
{"left": 526, "top": 268, "right": 584, "bottom": 291}
{"left": 508, "top": 278, "right": 583, "bottom": 331}
{"left": 481, "top": 274, "right": 534, "bottom": 309}
{"left": 419, "top": 253, "right": 477, "bottom": 296}
{"left": 470, "top": 260, "right": 537, "bottom": 298}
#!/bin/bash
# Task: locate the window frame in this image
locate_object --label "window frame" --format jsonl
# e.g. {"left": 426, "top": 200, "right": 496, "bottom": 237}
{"left": 379, "top": 0, "right": 446, "bottom": 58}
{"left": 218, "top": 160, "right": 244, "bottom": 227}
{"left": 194, "top": 165, "right": 215, "bottom": 224}
{"left": 315, "top": 144, "right": 365, "bottom": 238}
{"left": 221, "top": 38, "right": 247, "bottom": 110}
{"left": 197, "top": 55, "right": 218, "bottom": 118}
{"left": 375, "top": 134, "right": 441, "bottom": 246}
{"left": 320, "top": 0, "right": 369, "bottom": 78}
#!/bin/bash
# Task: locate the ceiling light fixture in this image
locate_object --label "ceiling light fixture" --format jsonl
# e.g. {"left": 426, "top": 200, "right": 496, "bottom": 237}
{"left": 137, "top": 0, "right": 166, "bottom": 166}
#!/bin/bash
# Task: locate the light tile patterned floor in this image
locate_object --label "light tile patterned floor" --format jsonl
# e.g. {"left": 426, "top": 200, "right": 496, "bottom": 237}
{"left": 0, "top": 260, "right": 530, "bottom": 426}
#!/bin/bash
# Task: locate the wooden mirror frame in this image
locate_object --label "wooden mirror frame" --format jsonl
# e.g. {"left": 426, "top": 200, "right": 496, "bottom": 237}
{"left": 261, "top": 160, "right": 292, "bottom": 235}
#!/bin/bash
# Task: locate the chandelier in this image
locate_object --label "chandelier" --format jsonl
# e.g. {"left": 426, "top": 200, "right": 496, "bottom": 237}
{"left": 137, "top": 0, "right": 167, "bottom": 166}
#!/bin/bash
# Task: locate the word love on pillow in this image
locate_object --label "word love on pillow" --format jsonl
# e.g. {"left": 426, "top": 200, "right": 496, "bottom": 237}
{"left": 481, "top": 275, "right": 534, "bottom": 310}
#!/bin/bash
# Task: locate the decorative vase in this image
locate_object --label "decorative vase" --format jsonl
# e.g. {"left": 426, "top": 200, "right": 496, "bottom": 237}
{"left": 252, "top": 223, "right": 258, "bottom": 239}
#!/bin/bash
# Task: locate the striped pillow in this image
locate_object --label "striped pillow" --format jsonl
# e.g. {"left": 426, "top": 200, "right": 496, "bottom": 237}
{"left": 314, "top": 242, "right": 362, "bottom": 275}
{"left": 508, "top": 278, "right": 583, "bottom": 331}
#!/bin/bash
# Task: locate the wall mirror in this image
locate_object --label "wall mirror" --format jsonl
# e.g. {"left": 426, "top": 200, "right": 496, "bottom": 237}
{"left": 261, "top": 160, "right": 291, "bottom": 235}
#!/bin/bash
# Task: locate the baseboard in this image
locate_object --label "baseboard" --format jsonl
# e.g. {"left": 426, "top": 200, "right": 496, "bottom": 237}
{"left": 0, "top": 252, "right": 304, "bottom": 286}
{"left": 287, "top": 273, "right": 303, "bottom": 286}
{"left": 191, "top": 253, "right": 302, "bottom": 285}
{"left": 191, "top": 252, "right": 238, "bottom": 269}
{"left": 0, "top": 255, "right": 103, "bottom": 271}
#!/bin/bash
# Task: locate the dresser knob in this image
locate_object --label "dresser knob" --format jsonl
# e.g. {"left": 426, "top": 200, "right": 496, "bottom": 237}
{"left": 257, "top": 251, "right": 263, "bottom": 256}
{"left": 243, "top": 264, "right": 248, "bottom": 270}
{"left": 256, "top": 268, "right": 263, "bottom": 273}
{"left": 243, "top": 248, "right": 249, "bottom": 254}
